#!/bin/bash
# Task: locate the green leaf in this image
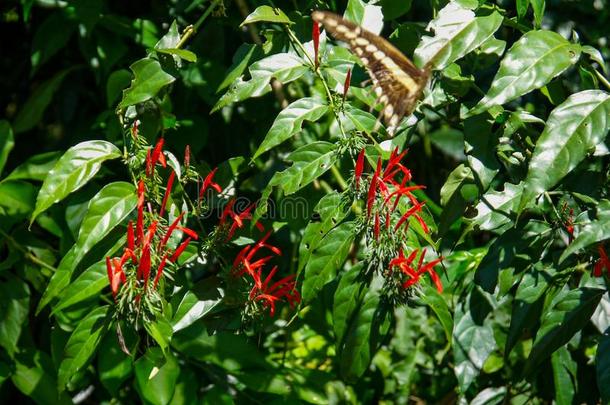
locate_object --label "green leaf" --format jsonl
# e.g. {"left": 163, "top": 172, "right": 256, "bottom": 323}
{"left": 471, "top": 31, "right": 581, "bottom": 115}
{"left": 333, "top": 264, "right": 367, "bottom": 346}
{"left": 531, "top": 0, "right": 545, "bottom": 28}
{"left": 0, "top": 181, "right": 37, "bottom": 227}
{"left": 12, "top": 351, "right": 72, "bottom": 405}
{"left": 98, "top": 332, "right": 133, "bottom": 396}
{"left": 344, "top": 0, "right": 383, "bottom": 34}
{"left": 0, "top": 121, "right": 14, "bottom": 175}
{"left": 453, "top": 292, "right": 496, "bottom": 392}
{"left": 30, "top": 12, "right": 76, "bottom": 74}
{"left": 470, "top": 387, "right": 507, "bottom": 405}
{"left": 597, "top": 327, "right": 610, "bottom": 403}
{"left": 13, "top": 68, "right": 73, "bottom": 134}
{"left": 118, "top": 58, "right": 176, "bottom": 109}
{"left": 414, "top": 3, "right": 503, "bottom": 70}
{"left": 52, "top": 260, "right": 107, "bottom": 313}
{"left": 144, "top": 316, "right": 173, "bottom": 354}
{"left": 582, "top": 45, "right": 608, "bottom": 74}
{"left": 380, "top": 0, "right": 412, "bottom": 19}
{"left": 3, "top": 151, "right": 61, "bottom": 183}
{"left": 217, "top": 44, "right": 260, "bottom": 93}
{"left": 524, "top": 287, "right": 604, "bottom": 375}
{"left": 302, "top": 221, "right": 356, "bottom": 302}
{"left": 134, "top": 348, "right": 179, "bottom": 405}
{"left": 420, "top": 286, "right": 453, "bottom": 344}
{"left": 298, "top": 192, "right": 350, "bottom": 273}
{"left": 552, "top": 347, "right": 577, "bottom": 405}
{"left": 72, "top": 181, "right": 137, "bottom": 263}
{"left": 516, "top": 0, "right": 530, "bottom": 19}
{"left": 269, "top": 141, "right": 337, "bottom": 195}
{"left": 340, "top": 275, "right": 384, "bottom": 382}
{"left": 471, "top": 182, "right": 525, "bottom": 231}
{"left": 212, "top": 53, "right": 307, "bottom": 112}
{"left": 561, "top": 200, "right": 610, "bottom": 262}
{"left": 240, "top": 6, "right": 293, "bottom": 26}
{"left": 106, "top": 69, "right": 132, "bottom": 107}
{"left": 343, "top": 105, "right": 379, "bottom": 135}
{"left": 31, "top": 140, "right": 122, "bottom": 224}
{"left": 155, "top": 48, "right": 197, "bottom": 62}
{"left": 58, "top": 305, "right": 111, "bottom": 390}
{"left": 520, "top": 90, "right": 610, "bottom": 211}
{"left": 253, "top": 98, "right": 329, "bottom": 159}
{"left": 0, "top": 276, "right": 30, "bottom": 356}
{"left": 505, "top": 267, "right": 554, "bottom": 357}
{"left": 171, "top": 277, "right": 224, "bottom": 333}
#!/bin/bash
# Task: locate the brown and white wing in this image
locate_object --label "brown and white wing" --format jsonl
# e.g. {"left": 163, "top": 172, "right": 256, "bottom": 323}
{"left": 312, "top": 11, "right": 429, "bottom": 135}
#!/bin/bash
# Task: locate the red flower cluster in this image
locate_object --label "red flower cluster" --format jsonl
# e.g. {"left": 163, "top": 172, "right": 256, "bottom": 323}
{"left": 232, "top": 231, "right": 300, "bottom": 316}
{"left": 106, "top": 138, "right": 203, "bottom": 298}
{"left": 594, "top": 245, "right": 610, "bottom": 277}
{"left": 356, "top": 148, "right": 427, "bottom": 236}
{"left": 354, "top": 147, "right": 443, "bottom": 293}
{"left": 390, "top": 248, "right": 443, "bottom": 292}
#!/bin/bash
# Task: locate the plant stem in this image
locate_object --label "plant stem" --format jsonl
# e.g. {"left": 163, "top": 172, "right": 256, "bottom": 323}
{"left": 330, "top": 164, "right": 348, "bottom": 191}
{"left": 595, "top": 69, "right": 610, "bottom": 91}
{"left": 175, "top": 0, "right": 223, "bottom": 50}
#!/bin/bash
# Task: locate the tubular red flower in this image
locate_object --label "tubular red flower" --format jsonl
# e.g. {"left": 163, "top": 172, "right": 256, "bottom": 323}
{"left": 199, "top": 167, "right": 222, "bottom": 199}
{"left": 127, "top": 220, "right": 135, "bottom": 251}
{"left": 178, "top": 226, "right": 199, "bottom": 240}
{"left": 151, "top": 138, "right": 166, "bottom": 169}
{"left": 312, "top": 21, "right": 320, "bottom": 70}
{"left": 374, "top": 213, "right": 380, "bottom": 240}
{"left": 138, "top": 244, "right": 151, "bottom": 282}
{"left": 153, "top": 254, "right": 169, "bottom": 289}
{"left": 343, "top": 68, "right": 352, "bottom": 102}
{"left": 160, "top": 212, "right": 185, "bottom": 248}
{"left": 355, "top": 148, "right": 365, "bottom": 189}
{"left": 184, "top": 145, "right": 191, "bottom": 168}
{"left": 170, "top": 237, "right": 192, "bottom": 263}
{"left": 394, "top": 201, "right": 425, "bottom": 231}
{"left": 136, "top": 180, "right": 145, "bottom": 243}
{"left": 159, "top": 171, "right": 176, "bottom": 218}
{"left": 367, "top": 157, "right": 382, "bottom": 217}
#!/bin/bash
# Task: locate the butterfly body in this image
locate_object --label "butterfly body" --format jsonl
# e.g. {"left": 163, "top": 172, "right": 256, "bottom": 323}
{"left": 312, "top": 11, "right": 430, "bottom": 135}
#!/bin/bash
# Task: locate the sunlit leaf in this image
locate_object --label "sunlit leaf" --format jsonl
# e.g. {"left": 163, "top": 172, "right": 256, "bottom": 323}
{"left": 240, "top": 6, "right": 293, "bottom": 26}
{"left": 118, "top": 57, "right": 176, "bottom": 109}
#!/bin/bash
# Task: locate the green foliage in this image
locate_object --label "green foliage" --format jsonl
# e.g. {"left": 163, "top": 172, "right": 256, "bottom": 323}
{"left": 2, "top": 0, "right": 610, "bottom": 403}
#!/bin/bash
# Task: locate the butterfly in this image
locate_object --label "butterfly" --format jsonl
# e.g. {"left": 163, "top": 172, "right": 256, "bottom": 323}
{"left": 312, "top": 11, "right": 431, "bottom": 135}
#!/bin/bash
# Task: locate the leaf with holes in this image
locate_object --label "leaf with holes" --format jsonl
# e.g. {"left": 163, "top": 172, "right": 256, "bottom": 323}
{"left": 471, "top": 30, "right": 581, "bottom": 115}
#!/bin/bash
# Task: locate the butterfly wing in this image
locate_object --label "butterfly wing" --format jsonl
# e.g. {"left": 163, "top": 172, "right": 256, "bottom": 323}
{"left": 312, "top": 11, "right": 429, "bottom": 135}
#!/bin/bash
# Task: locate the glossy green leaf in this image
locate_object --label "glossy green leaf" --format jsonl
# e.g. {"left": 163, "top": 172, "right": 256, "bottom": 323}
{"left": 298, "top": 192, "right": 350, "bottom": 273}
{"left": 453, "top": 293, "right": 496, "bottom": 392}
{"left": 52, "top": 260, "right": 107, "bottom": 313}
{"left": 171, "top": 277, "right": 223, "bottom": 332}
{"left": 333, "top": 264, "right": 366, "bottom": 346}
{"left": 269, "top": 141, "right": 337, "bottom": 195}
{"left": 471, "top": 31, "right": 581, "bottom": 115}
{"left": 12, "top": 351, "right": 72, "bottom": 405}
{"left": 118, "top": 58, "right": 176, "bottom": 109}
{"left": 13, "top": 68, "right": 73, "bottom": 134}
{"left": 552, "top": 347, "right": 577, "bottom": 405}
{"left": 134, "top": 348, "right": 179, "bottom": 405}
{"left": 0, "top": 121, "right": 14, "bottom": 175}
{"left": 155, "top": 48, "right": 197, "bottom": 62}
{"left": 470, "top": 387, "right": 507, "bottom": 405}
{"left": 73, "top": 181, "right": 137, "bottom": 263}
{"left": 0, "top": 180, "right": 37, "bottom": 226}
{"left": 302, "top": 221, "right": 356, "bottom": 302}
{"left": 31, "top": 140, "right": 122, "bottom": 223}
{"left": 217, "top": 44, "right": 260, "bottom": 93}
{"left": 3, "top": 151, "right": 61, "bottom": 183}
{"left": 520, "top": 90, "right": 610, "bottom": 211}
{"left": 0, "top": 276, "right": 30, "bottom": 356}
{"left": 144, "top": 316, "right": 173, "bottom": 353}
{"left": 414, "top": 3, "right": 503, "bottom": 70}
{"left": 420, "top": 286, "right": 453, "bottom": 343}
{"left": 597, "top": 327, "right": 610, "bottom": 403}
{"left": 253, "top": 98, "right": 328, "bottom": 159}
{"left": 344, "top": 0, "right": 383, "bottom": 34}
{"left": 240, "top": 6, "right": 293, "bottom": 26}
{"left": 212, "top": 53, "right": 308, "bottom": 112}
{"left": 582, "top": 45, "right": 608, "bottom": 74}
{"left": 471, "top": 182, "right": 525, "bottom": 231}
{"left": 343, "top": 105, "right": 379, "bottom": 135}
{"left": 524, "top": 287, "right": 604, "bottom": 375}
{"left": 58, "top": 305, "right": 111, "bottom": 390}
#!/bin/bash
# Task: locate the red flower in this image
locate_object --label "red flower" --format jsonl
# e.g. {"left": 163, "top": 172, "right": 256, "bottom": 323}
{"left": 343, "top": 68, "right": 352, "bottom": 103}
{"left": 159, "top": 170, "right": 176, "bottom": 218}
{"left": 170, "top": 237, "right": 192, "bottom": 263}
{"left": 355, "top": 148, "right": 365, "bottom": 189}
{"left": 390, "top": 248, "right": 443, "bottom": 292}
{"left": 136, "top": 180, "right": 146, "bottom": 243}
{"left": 219, "top": 199, "right": 264, "bottom": 240}
{"left": 367, "top": 157, "right": 382, "bottom": 217}
{"left": 153, "top": 254, "right": 169, "bottom": 289}
{"left": 312, "top": 21, "right": 320, "bottom": 70}
{"left": 184, "top": 145, "right": 191, "bottom": 168}
{"left": 199, "top": 167, "right": 222, "bottom": 199}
